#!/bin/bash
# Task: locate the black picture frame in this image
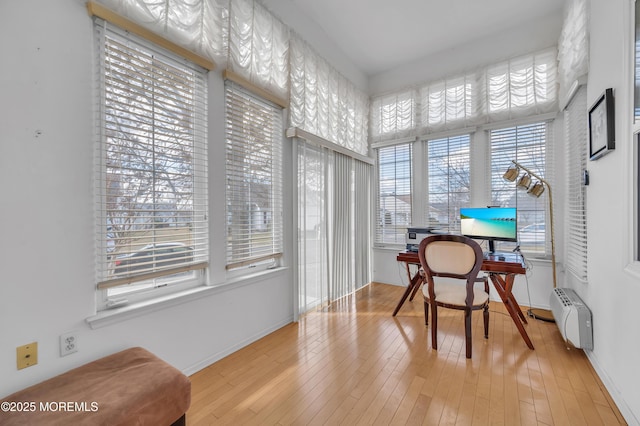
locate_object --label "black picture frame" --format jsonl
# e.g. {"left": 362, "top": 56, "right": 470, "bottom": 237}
{"left": 588, "top": 88, "right": 615, "bottom": 161}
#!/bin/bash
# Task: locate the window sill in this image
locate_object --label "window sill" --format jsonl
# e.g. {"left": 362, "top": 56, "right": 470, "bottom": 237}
{"left": 86, "top": 266, "right": 289, "bottom": 329}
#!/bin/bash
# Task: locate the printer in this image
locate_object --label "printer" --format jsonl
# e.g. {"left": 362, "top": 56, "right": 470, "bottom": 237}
{"left": 406, "top": 227, "right": 440, "bottom": 252}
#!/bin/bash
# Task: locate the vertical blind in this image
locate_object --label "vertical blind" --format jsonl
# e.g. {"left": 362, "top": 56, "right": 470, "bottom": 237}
{"left": 95, "top": 21, "right": 209, "bottom": 290}
{"left": 225, "top": 82, "right": 284, "bottom": 269}
{"left": 564, "top": 86, "right": 588, "bottom": 281}
{"left": 425, "top": 134, "right": 471, "bottom": 232}
{"left": 296, "top": 140, "right": 370, "bottom": 315}
{"left": 297, "top": 142, "right": 329, "bottom": 313}
{"left": 375, "top": 144, "right": 412, "bottom": 245}
{"left": 490, "top": 122, "right": 549, "bottom": 254}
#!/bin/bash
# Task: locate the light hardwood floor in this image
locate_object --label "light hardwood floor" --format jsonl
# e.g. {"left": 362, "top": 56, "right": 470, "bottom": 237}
{"left": 187, "top": 282, "right": 626, "bottom": 425}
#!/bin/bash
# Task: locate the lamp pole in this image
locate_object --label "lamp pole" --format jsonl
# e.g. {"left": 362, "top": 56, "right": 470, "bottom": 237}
{"left": 512, "top": 160, "right": 556, "bottom": 322}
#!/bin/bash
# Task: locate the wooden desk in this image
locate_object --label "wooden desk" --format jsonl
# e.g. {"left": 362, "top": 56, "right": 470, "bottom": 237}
{"left": 395, "top": 251, "right": 534, "bottom": 350}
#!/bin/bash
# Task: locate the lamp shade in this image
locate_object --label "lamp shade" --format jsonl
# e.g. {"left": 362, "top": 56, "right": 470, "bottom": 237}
{"left": 517, "top": 173, "right": 532, "bottom": 190}
{"left": 528, "top": 181, "right": 545, "bottom": 197}
{"left": 503, "top": 165, "right": 519, "bottom": 182}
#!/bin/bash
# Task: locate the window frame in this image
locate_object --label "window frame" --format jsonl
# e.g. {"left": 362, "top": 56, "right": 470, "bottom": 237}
{"left": 423, "top": 133, "right": 472, "bottom": 233}
{"left": 224, "top": 81, "right": 285, "bottom": 275}
{"left": 94, "top": 20, "right": 209, "bottom": 310}
{"left": 488, "top": 121, "right": 552, "bottom": 255}
{"left": 374, "top": 141, "right": 413, "bottom": 247}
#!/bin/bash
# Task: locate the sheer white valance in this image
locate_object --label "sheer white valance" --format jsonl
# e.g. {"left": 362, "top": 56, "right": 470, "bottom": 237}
{"left": 228, "top": 0, "right": 289, "bottom": 100}
{"left": 557, "top": 0, "right": 589, "bottom": 109}
{"left": 97, "top": 0, "right": 290, "bottom": 100}
{"left": 96, "top": 0, "right": 228, "bottom": 65}
{"left": 370, "top": 90, "right": 417, "bottom": 142}
{"left": 484, "top": 48, "right": 558, "bottom": 121}
{"left": 420, "top": 74, "right": 482, "bottom": 134}
{"left": 290, "top": 35, "right": 369, "bottom": 156}
{"left": 370, "top": 47, "right": 559, "bottom": 141}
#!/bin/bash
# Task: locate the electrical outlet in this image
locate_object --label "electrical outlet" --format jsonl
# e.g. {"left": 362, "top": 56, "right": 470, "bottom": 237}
{"left": 60, "top": 332, "right": 78, "bottom": 357}
{"left": 17, "top": 342, "right": 38, "bottom": 370}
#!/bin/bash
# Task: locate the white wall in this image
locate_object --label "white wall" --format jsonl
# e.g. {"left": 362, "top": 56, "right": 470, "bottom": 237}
{"left": 577, "top": 0, "right": 640, "bottom": 423}
{"left": 369, "top": 11, "right": 563, "bottom": 95}
{"left": 0, "top": 0, "right": 297, "bottom": 397}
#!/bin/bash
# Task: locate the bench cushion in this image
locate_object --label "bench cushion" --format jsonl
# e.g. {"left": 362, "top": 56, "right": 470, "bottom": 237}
{"left": 1, "top": 347, "right": 190, "bottom": 425}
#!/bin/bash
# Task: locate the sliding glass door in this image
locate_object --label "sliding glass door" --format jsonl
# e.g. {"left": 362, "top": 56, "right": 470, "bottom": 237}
{"left": 296, "top": 139, "right": 371, "bottom": 316}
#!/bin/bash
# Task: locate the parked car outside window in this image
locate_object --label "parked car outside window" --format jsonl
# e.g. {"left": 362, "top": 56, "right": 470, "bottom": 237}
{"left": 114, "top": 243, "right": 194, "bottom": 275}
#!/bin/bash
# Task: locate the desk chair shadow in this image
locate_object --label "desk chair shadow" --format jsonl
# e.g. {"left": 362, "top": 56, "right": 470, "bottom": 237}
{"left": 418, "top": 234, "right": 490, "bottom": 359}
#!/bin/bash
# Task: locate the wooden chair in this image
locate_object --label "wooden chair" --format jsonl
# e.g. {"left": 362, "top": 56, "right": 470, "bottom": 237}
{"left": 418, "top": 234, "right": 489, "bottom": 359}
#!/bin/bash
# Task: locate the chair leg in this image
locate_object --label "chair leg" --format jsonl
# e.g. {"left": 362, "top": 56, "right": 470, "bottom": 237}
{"left": 431, "top": 303, "right": 438, "bottom": 350}
{"left": 465, "top": 309, "right": 472, "bottom": 359}
{"left": 483, "top": 304, "right": 489, "bottom": 339}
{"left": 424, "top": 299, "right": 429, "bottom": 326}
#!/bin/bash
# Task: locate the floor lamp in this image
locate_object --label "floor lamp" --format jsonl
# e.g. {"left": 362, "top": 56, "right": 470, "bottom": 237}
{"left": 503, "top": 160, "right": 556, "bottom": 322}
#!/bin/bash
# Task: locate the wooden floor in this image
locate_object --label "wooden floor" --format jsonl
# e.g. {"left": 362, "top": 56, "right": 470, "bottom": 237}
{"left": 187, "top": 282, "right": 626, "bottom": 425}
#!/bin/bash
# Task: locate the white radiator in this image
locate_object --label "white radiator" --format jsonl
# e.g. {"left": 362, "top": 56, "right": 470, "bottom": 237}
{"left": 549, "top": 288, "right": 593, "bottom": 350}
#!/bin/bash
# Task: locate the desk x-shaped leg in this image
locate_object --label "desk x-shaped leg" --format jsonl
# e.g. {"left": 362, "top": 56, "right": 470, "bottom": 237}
{"left": 489, "top": 272, "right": 534, "bottom": 349}
{"left": 392, "top": 262, "right": 422, "bottom": 316}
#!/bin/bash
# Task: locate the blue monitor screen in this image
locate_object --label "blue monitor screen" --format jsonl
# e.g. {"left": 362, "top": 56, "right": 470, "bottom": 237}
{"left": 460, "top": 207, "right": 517, "bottom": 242}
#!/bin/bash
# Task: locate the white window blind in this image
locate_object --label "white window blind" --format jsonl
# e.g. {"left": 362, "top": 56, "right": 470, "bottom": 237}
{"left": 225, "top": 82, "right": 284, "bottom": 270}
{"left": 375, "top": 144, "right": 412, "bottom": 245}
{"left": 490, "top": 122, "right": 550, "bottom": 254}
{"left": 425, "top": 134, "right": 471, "bottom": 231}
{"left": 95, "top": 21, "right": 209, "bottom": 293}
{"left": 636, "top": 3, "right": 640, "bottom": 120}
{"left": 564, "top": 86, "right": 588, "bottom": 281}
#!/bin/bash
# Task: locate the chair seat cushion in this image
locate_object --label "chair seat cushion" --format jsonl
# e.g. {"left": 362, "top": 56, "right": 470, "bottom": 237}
{"left": 423, "top": 281, "right": 489, "bottom": 307}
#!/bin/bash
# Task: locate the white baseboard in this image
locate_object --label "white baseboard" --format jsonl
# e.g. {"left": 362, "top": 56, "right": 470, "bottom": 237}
{"left": 182, "top": 316, "right": 294, "bottom": 377}
{"left": 586, "top": 351, "right": 639, "bottom": 426}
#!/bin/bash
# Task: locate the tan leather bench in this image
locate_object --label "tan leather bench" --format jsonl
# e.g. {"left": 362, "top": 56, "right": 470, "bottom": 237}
{"left": 0, "top": 347, "right": 190, "bottom": 426}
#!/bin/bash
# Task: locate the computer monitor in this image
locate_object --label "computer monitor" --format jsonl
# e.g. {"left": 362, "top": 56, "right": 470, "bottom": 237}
{"left": 460, "top": 207, "right": 517, "bottom": 253}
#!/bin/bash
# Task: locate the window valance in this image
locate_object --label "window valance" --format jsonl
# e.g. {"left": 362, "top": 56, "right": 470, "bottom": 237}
{"left": 370, "top": 47, "right": 559, "bottom": 142}
{"left": 96, "top": 0, "right": 228, "bottom": 66}
{"left": 289, "top": 35, "right": 369, "bottom": 155}
{"left": 95, "top": 0, "right": 367, "bottom": 155}
{"left": 557, "top": 0, "right": 589, "bottom": 108}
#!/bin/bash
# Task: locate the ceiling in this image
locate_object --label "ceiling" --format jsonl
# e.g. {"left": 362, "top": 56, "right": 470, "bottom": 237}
{"left": 261, "top": 0, "right": 566, "bottom": 76}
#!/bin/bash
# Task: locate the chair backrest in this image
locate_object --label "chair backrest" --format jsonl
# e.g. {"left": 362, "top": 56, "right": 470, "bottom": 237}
{"left": 418, "top": 235, "right": 484, "bottom": 303}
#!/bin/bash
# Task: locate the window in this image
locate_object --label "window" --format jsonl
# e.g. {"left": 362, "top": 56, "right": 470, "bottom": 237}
{"left": 425, "top": 135, "right": 471, "bottom": 232}
{"left": 225, "top": 82, "right": 284, "bottom": 271}
{"left": 635, "top": 1, "right": 640, "bottom": 120}
{"left": 635, "top": 0, "right": 640, "bottom": 261}
{"left": 375, "top": 144, "right": 412, "bottom": 245}
{"left": 490, "top": 122, "right": 550, "bottom": 254}
{"left": 565, "top": 87, "right": 588, "bottom": 280}
{"left": 95, "top": 22, "right": 209, "bottom": 305}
